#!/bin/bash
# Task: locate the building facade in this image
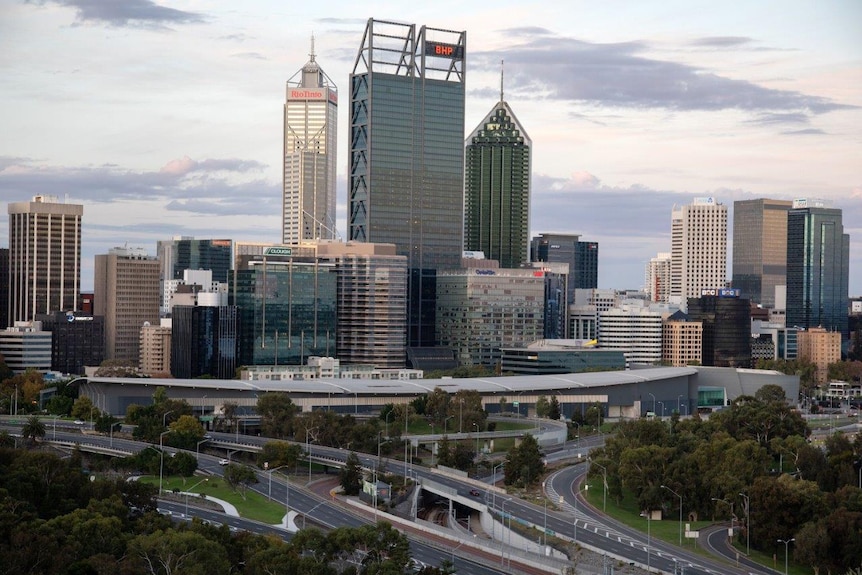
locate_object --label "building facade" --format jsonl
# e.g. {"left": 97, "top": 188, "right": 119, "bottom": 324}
{"left": 797, "top": 327, "right": 841, "bottom": 385}
{"left": 38, "top": 311, "right": 104, "bottom": 375}
{"left": 686, "top": 291, "right": 751, "bottom": 367}
{"left": 464, "top": 97, "right": 531, "bottom": 269}
{"left": 732, "top": 199, "right": 792, "bottom": 308}
{"left": 349, "top": 19, "right": 466, "bottom": 347}
{"left": 7, "top": 195, "right": 83, "bottom": 324}
{"left": 645, "top": 252, "right": 672, "bottom": 304}
{"left": 574, "top": 241, "right": 599, "bottom": 290}
{"left": 94, "top": 247, "right": 160, "bottom": 363}
{"left": 786, "top": 200, "right": 850, "bottom": 338}
{"left": 0, "top": 322, "right": 52, "bottom": 374}
{"left": 139, "top": 321, "right": 172, "bottom": 376}
{"left": 283, "top": 40, "right": 338, "bottom": 244}
{"left": 670, "top": 198, "right": 727, "bottom": 310}
{"left": 435, "top": 267, "right": 544, "bottom": 367}
{"left": 171, "top": 305, "right": 239, "bottom": 379}
{"left": 662, "top": 311, "right": 703, "bottom": 367}
{"left": 598, "top": 305, "right": 664, "bottom": 366}
{"left": 157, "top": 237, "right": 232, "bottom": 283}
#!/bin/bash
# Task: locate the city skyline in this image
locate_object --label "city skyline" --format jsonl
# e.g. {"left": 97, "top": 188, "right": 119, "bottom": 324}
{"left": 0, "top": 1, "right": 859, "bottom": 293}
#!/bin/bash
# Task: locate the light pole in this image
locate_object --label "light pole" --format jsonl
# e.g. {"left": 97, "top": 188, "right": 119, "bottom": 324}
{"left": 501, "top": 497, "right": 513, "bottom": 566}
{"left": 542, "top": 480, "right": 548, "bottom": 548}
{"left": 661, "top": 484, "right": 683, "bottom": 546}
{"left": 472, "top": 422, "right": 479, "bottom": 456}
{"left": 306, "top": 426, "right": 318, "bottom": 483}
{"left": 711, "top": 497, "right": 734, "bottom": 539}
{"left": 267, "top": 465, "right": 291, "bottom": 529}
{"left": 162, "top": 409, "right": 174, "bottom": 429}
{"left": 573, "top": 421, "right": 580, "bottom": 448}
{"left": 159, "top": 430, "right": 171, "bottom": 495}
{"left": 648, "top": 392, "right": 656, "bottom": 416}
{"left": 303, "top": 500, "right": 327, "bottom": 529}
{"left": 739, "top": 492, "right": 750, "bottom": 556}
{"left": 444, "top": 415, "right": 454, "bottom": 435}
{"left": 491, "top": 462, "right": 504, "bottom": 509}
{"left": 384, "top": 411, "right": 393, "bottom": 438}
{"left": 184, "top": 478, "right": 208, "bottom": 515}
{"left": 196, "top": 438, "right": 209, "bottom": 461}
{"left": 589, "top": 458, "right": 608, "bottom": 512}
{"left": 677, "top": 394, "right": 683, "bottom": 415}
{"left": 658, "top": 401, "right": 665, "bottom": 419}
{"left": 777, "top": 538, "right": 794, "bottom": 575}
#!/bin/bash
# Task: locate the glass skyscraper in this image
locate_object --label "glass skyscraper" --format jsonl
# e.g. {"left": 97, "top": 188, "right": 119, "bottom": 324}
{"left": 786, "top": 200, "right": 850, "bottom": 338}
{"left": 732, "top": 198, "right": 792, "bottom": 307}
{"left": 283, "top": 38, "right": 338, "bottom": 244}
{"left": 464, "top": 97, "right": 531, "bottom": 269}
{"left": 349, "top": 19, "right": 466, "bottom": 347}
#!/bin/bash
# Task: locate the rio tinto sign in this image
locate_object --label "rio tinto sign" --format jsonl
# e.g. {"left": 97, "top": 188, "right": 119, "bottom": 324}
{"left": 289, "top": 88, "right": 337, "bottom": 104}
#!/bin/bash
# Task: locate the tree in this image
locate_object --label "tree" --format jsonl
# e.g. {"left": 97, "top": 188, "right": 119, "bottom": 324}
{"left": 167, "top": 414, "right": 205, "bottom": 450}
{"left": 504, "top": 434, "right": 544, "bottom": 487}
{"left": 257, "top": 393, "right": 299, "bottom": 438}
{"left": 340, "top": 452, "right": 363, "bottom": 496}
{"left": 167, "top": 451, "right": 198, "bottom": 477}
{"left": 535, "top": 395, "right": 550, "bottom": 418}
{"left": 257, "top": 441, "right": 304, "bottom": 470}
{"left": 71, "top": 396, "right": 99, "bottom": 421}
{"left": 425, "top": 387, "right": 450, "bottom": 428}
{"left": 127, "top": 529, "right": 231, "bottom": 575}
{"left": 93, "top": 358, "right": 139, "bottom": 377}
{"left": 548, "top": 396, "right": 562, "bottom": 421}
{"left": 94, "top": 413, "right": 119, "bottom": 434}
{"left": 21, "top": 415, "right": 46, "bottom": 444}
{"left": 223, "top": 464, "right": 258, "bottom": 499}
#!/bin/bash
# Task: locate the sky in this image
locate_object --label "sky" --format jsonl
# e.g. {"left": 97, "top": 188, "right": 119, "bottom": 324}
{"left": 0, "top": 0, "right": 860, "bottom": 294}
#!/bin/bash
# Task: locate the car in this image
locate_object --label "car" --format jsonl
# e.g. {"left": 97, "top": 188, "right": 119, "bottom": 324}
{"left": 469, "top": 488, "right": 481, "bottom": 496}
{"left": 218, "top": 459, "right": 229, "bottom": 466}
{"left": 203, "top": 434, "right": 213, "bottom": 440}
{"left": 73, "top": 420, "right": 85, "bottom": 425}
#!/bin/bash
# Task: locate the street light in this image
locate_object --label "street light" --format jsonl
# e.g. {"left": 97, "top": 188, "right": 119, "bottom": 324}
{"left": 472, "top": 422, "right": 479, "bottom": 456}
{"left": 267, "top": 465, "right": 291, "bottom": 529}
{"left": 589, "top": 458, "right": 608, "bottom": 512}
{"left": 658, "top": 401, "right": 665, "bottom": 419}
{"left": 491, "top": 462, "right": 504, "bottom": 509}
{"left": 573, "top": 421, "right": 580, "bottom": 448}
{"left": 306, "top": 426, "right": 318, "bottom": 483}
{"left": 542, "top": 481, "right": 548, "bottom": 548}
{"left": 159, "top": 430, "right": 172, "bottom": 495}
{"left": 739, "top": 492, "right": 750, "bottom": 556}
{"left": 501, "top": 497, "right": 513, "bottom": 566}
{"left": 777, "top": 538, "right": 795, "bottom": 575}
{"left": 303, "top": 500, "right": 327, "bottom": 529}
{"left": 648, "top": 392, "right": 656, "bottom": 416}
{"left": 162, "top": 409, "right": 175, "bottom": 429}
{"left": 661, "top": 485, "right": 683, "bottom": 546}
{"left": 184, "top": 478, "right": 208, "bottom": 516}
{"left": 444, "top": 415, "right": 454, "bottom": 435}
{"left": 677, "top": 394, "right": 683, "bottom": 415}
{"left": 711, "top": 497, "right": 735, "bottom": 538}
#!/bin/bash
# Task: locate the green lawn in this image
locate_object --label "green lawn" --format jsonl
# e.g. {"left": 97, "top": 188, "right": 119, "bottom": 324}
{"left": 139, "top": 475, "right": 288, "bottom": 524}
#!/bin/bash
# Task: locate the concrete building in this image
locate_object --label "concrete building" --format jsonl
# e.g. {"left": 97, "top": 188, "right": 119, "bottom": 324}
{"left": 435, "top": 267, "right": 544, "bottom": 367}
{"left": 645, "top": 252, "right": 672, "bottom": 303}
{"left": 732, "top": 199, "right": 792, "bottom": 308}
{"left": 37, "top": 311, "right": 104, "bottom": 375}
{"left": 7, "top": 195, "right": 83, "bottom": 324}
{"left": 0, "top": 322, "right": 52, "bottom": 374}
{"left": 139, "top": 320, "right": 172, "bottom": 376}
{"left": 157, "top": 237, "right": 232, "bottom": 315}
{"left": 0, "top": 248, "right": 8, "bottom": 329}
{"left": 94, "top": 246, "right": 160, "bottom": 363}
{"left": 568, "top": 305, "right": 598, "bottom": 340}
{"left": 786, "top": 200, "right": 850, "bottom": 339}
{"left": 349, "top": 19, "right": 466, "bottom": 347}
{"left": 797, "top": 327, "right": 842, "bottom": 385}
{"left": 670, "top": 198, "right": 727, "bottom": 310}
{"left": 751, "top": 320, "right": 798, "bottom": 362}
{"left": 598, "top": 304, "right": 664, "bottom": 366}
{"left": 283, "top": 38, "right": 338, "bottom": 243}
{"left": 687, "top": 290, "right": 751, "bottom": 368}
{"left": 464, "top": 91, "right": 531, "bottom": 269}
{"left": 662, "top": 311, "right": 703, "bottom": 367}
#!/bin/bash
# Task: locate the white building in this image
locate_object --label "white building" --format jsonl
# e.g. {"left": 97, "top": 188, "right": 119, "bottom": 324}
{"left": 670, "top": 198, "right": 727, "bottom": 311}
{"left": 0, "top": 321, "right": 52, "bottom": 374}
{"left": 598, "top": 304, "right": 664, "bottom": 367}
{"left": 645, "top": 252, "right": 672, "bottom": 303}
{"left": 283, "top": 39, "right": 338, "bottom": 244}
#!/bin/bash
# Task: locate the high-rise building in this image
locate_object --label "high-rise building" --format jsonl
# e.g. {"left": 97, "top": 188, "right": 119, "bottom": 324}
{"left": 786, "top": 200, "right": 850, "bottom": 337}
{"left": 349, "top": 19, "right": 466, "bottom": 347}
{"left": 574, "top": 241, "right": 599, "bottom": 289}
{"left": 38, "top": 311, "right": 104, "bottom": 375}
{"left": 464, "top": 85, "right": 531, "bottom": 269}
{"left": 598, "top": 305, "right": 664, "bottom": 366}
{"left": 686, "top": 290, "right": 751, "bottom": 367}
{"left": 283, "top": 38, "right": 338, "bottom": 244}
{"left": 0, "top": 322, "right": 52, "bottom": 374}
{"left": 645, "top": 252, "right": 672, "bottom": 303}
{"left": 140, "top": 321, "right": 172, "bottom": 376}
{"left": 732, "top": 198, "right": 792, "bottom": 307}
{"left": 94, "top": 246, "right": 160, "bottom": 363}
{"left": 7, "top": 195, "right": 83, "bottom": 324}
{"left": 531, "top": 233, "right": 599, "bottom": 306}
{"left": 0, "top": 248, "right": 8, "bottom": 329}
{"left": 797, "top": 327, "right": 841, "bottom": 384}
{"left": 157, "top": 237, "right": 232, "bottom": 283}
{"left": 670, "top": 198, "right": 727, "bottom": 310}
{"left": 171, "top": 304, "right": 239, "bottom": 379}
{"left": 661, "top": 311, "right": 702, "bottom": 367}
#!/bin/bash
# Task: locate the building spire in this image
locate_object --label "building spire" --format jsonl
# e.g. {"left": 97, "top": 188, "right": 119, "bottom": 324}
{"left": 500, "top": 59, "right": 504, "bottom": 102}
{"left": 309, "top": 33, "right": 316, "bottom": 63}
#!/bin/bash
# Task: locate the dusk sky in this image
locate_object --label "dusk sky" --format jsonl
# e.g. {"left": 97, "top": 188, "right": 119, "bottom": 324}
{"left": 1, "top": 0, "right": 860, "bottom": 294}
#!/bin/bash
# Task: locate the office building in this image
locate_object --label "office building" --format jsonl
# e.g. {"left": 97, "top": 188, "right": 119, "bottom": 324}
{"left": 94, "top": 246, "right": 160, "bottom": 363}
{"left": 569, "top": 305, "right": 598, "bottom": 341}
{"left": 670, "top": 198, "right": 727, "bottom": 310}
{"left": 435, "top": 267, "right": 544, "bottom": 367}
{"left": 7, "top": 195, "right": 82, "bottom": 324}
{"left": 732, "top": 199, "right": 792, "bottom": 307}
{"left": 661, "top": 311, "right": 702, "bottom": 367}
{"left": 645, "top": 252, "right": 672, "bottom": 304}
{"left": 464, "top": 86, "right": 531, "bottom": 269}
{"left": 349, "top": 19, "right": 466, "bottom": 347}
{"left": 529, "top": 261, "right": 568, "bottom": 340}
{"left": 0, "top": 322, "right": 52, "bottom": 374}
{"left": 38, "top": 311, "right": 104, "bottom": 375}
{"left": 140, "top": 321, "right": 172, "bottom": 376}
{"left": 171, "top": 304, "right": 239, "bottom": 379}
{"left": 0, "top": 248, "right": 8, "bottom": 329}
{"left": 532, "top": 233, "right": 600, "bottom": 302}
{"left": 283, "top": 38, "right": 338, "bottom": 243}
{"left": 786, "top": 200, "right": 850, "bottom": 337}
{"left": 598, "top": 304, "right": 664, "bottom": 366}
{"left": 157, "top": 237, "right": 232, "bottom": 282}
{"left": 501, "top": 341, "right": 625, "bottom": 375}
{"left": 232, "top": 243, "right": 337, "bottom": 366}
{"left": 687, "top": 290, "right": 751, "bottom": 367}
{"left": 797, "top": 327, "right": 841, "bottom": 385}
{"left": 574, "top": 241, "right": 599, "bottom": 289}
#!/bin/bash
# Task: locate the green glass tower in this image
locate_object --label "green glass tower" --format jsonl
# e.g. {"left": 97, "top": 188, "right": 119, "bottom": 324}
{"left": 464, "top": 84, "right": 531, "bottom": 269}
{"left": 349, "top": 19, "right": 466, "bottom": 347}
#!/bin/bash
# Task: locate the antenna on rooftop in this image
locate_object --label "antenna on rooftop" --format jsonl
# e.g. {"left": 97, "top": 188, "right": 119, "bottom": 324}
{"left": 310, "top": 33, "right": 316, "bottom": 62}
{"left": 500, "top": 59, "right": 504, "bottom": 102}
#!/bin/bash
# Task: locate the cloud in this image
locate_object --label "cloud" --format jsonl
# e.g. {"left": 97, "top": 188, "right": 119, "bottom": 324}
{"left": 689, "top": 36, "right": 753, "bottom": 48}
{"left": 780, "top": 128, "right": 827, "bottom": 135}
{"left": 31, "top": 0, "right": 205, "bottom": 27}
{"left": 746, "top": 112, "right": 811, "bottom": 126}
{"left": 473, "top": 36, "right": 854, "bottom": 115}
{"left": 159, "top": 156, "right": 266, "bottom": 177}
{"left": 232, "top": 52, "right": 267, "bottom": 60}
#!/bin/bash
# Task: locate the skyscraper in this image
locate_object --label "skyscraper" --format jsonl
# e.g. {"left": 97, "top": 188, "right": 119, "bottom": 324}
{"left": 732, "top": 198, "right": 792, "bottom": 307}
{"left": 464, "top": 80, "right": 531, "bottom": 269}
{"left": 94, "top": 246, "right": 160, "bottom": 363}
{"left": 574, "top": 241, "right": 599, "bottom": 289}
{"left": 670, "top": 198, "right": 727, "bottom": 310}
{"left": 687, "top": 290, "right": 751, "bottom": 367}
{"left": 645, "top": 252, "right": 672, "bottom": 303}
{"left": 786, "top": 200, "right": 850, "bottom": 337}
{"left": 283, "top": 38, "right": 338, "bottom": 244}
{"left": 349, "top": 19, "right": 466, "bottom": 347}
{"left": 7, "top": 195, "right": 82, "bottom": 324}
